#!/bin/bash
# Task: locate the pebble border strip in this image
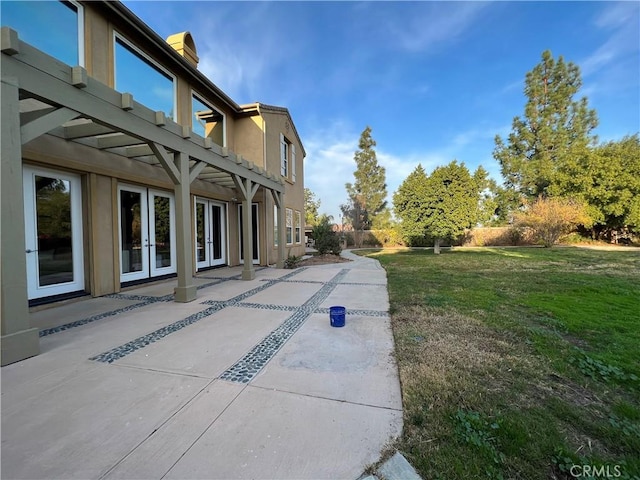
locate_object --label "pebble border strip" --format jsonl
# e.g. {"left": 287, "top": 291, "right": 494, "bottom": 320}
{"left": 38, "top": 273, "right": 249, "bottom": 338}
{"left": 89, "top": 268, "right": 308, "bottom": 363}
{"left": 219, "top": 269, "right": 350, "bottom": 383}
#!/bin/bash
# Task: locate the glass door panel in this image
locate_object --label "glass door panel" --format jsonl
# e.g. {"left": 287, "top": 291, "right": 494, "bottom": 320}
{"left": 119, "top": 185, "right": 148, "bottom": 282}
{"left": 36, "top": 176, "right": 74, "bottom": 286}
{"left": 211, "top": 203, "right": 226, "bottom": 265}
{"left": 195, "top": 199, "right": 227, "bottom": 270}
{"left": 149, "top": 190, "right": 176, "bottom": 276}
{"left": 239, "top": 203, "right": 259, "bottom": 264}
{"left": 24, "top": 167, "right": 84, "bottom": 299}
{"left": 195, "top": 200, "right": 208, "bottom": 267}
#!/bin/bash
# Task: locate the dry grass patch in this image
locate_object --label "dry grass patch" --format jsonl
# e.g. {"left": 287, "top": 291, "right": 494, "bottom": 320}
{"left": 362, "top": 247, "right": 640, "bottom": 479}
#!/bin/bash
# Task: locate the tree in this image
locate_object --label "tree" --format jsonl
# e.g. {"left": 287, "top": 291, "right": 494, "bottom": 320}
{"left": 341, "top": 126, "right": 388, "bottom": 247}
{"left": 514, "top": 197, "right": 591, "bottom": 247}
{"left": 553, "top": 135, "right": 640, "bottom": 239}
{"left": 423, "top": 161, "right": 484, "bottom": 253}
{"left": 494, "top": 50, "right": 598, "bottom": 200}
{"left": 304, "top": 188, "right": 321, "bottom": 226}
{"left": 393, "top": 164, "right": 430, "bottom": 245}
{"left": 311, "top": 216, "right": 341, "bottom": 255}
{"left": 394, "top": 161, "right": 484, "bottom": 253}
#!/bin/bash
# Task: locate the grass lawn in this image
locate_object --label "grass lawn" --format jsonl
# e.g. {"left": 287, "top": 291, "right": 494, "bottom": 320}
{"left": 359, "top": 246, "right": 640, "bottom": 480}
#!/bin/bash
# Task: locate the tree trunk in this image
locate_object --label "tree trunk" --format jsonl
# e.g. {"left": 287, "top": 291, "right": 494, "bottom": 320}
{"left": 434, "top": 238, "right": 441, "bottom": 254}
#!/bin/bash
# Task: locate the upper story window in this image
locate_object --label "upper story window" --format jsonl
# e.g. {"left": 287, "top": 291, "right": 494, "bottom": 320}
{"left": 280, "top": 133, "right": 296, "bottom": 182}
{"left": 192, "top": 93, "right": 225, "bottom": 147}
{"left": 1, "top": 0, "right": 83, "bottom": 66}
{"left": 114, "top": 34, "right": 176, "bottom": 121}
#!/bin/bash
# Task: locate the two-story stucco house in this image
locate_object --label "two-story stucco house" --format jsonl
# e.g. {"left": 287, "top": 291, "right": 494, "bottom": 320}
{"left": 0, "top": 0, "right": 306, "bottom": 365}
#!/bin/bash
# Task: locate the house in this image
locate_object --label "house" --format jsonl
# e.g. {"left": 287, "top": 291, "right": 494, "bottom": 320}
{"left": 0, "top": 0, "right": 306, "bottom": 365}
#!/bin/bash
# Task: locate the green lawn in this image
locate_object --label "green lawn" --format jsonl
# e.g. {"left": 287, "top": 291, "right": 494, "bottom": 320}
{"left": 360, "top": 246, "right": 640, "bottom": 480}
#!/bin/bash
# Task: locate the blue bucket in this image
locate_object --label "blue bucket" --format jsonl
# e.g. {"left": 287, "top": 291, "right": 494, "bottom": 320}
{"left": 329, "top": 306, "right": 346, "bottom": 327}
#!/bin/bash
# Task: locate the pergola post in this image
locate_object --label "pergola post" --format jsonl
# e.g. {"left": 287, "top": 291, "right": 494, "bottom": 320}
{"left": 1, "top": 76, "right": 40, "bottom": 365}
{"left": 271, "top": 190, "right": 286, "bottom": 268}
{"left": 173, "top": 152, "right": 197, "bottom": 302}
{"left": 233, "top": 175, "right": 259, "bottom": 280}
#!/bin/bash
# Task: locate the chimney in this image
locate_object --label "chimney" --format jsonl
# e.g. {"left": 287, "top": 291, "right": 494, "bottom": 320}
{"left": 166, "top": 31, "right": 199, "bottom": 68}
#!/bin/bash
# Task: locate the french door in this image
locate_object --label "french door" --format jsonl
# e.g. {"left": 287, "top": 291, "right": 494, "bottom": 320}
{"left": 195, "top": 198, "right": 227, "bottom": 270}
{"left": 118, "top": 185, "right": 176, "bottom": 283}
{"left": 23, "top": 167, "right": 85, "bottom": 300}
{"left": 238, "top": 203, "right": 259, "bottom": 264}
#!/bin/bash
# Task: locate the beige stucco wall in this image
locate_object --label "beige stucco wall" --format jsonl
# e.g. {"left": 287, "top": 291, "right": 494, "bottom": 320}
{"left": 234, "top": 116, "right": 265, "bottom": 168}
{"left": 262, "top": 110, "right": 306, "bottom": 263}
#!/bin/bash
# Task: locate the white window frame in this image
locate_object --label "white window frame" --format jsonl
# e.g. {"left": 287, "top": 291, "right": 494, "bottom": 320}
{"left": 3, "top": 0, "right": 85, "bottom": 67}
{"left": 113, "top": 31, "right": 178, "bottom": 122}
{"left": 295, "top": 211, "right": 301, "bottom": 244}
{"left": 286, "top": 208, "right": 293, "bottom": 245}
{"left": 291, "top": 143, "right": 296, "bottom": 182}
{"left": 280, "top": 133, "right": 289, "bottom": 178}
{"left": 273, "top": 205, "right": 278, "bottom": 248}
{"left": 191, "top": 90, "right": 227, "bottom": 147}
{"left": 68, "top": 0, "right": 85, "bottom": 67}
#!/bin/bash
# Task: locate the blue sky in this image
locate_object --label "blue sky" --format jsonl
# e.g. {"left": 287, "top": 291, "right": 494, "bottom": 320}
{"left": 125, "top": 1, "right": 639, "bottom": 221}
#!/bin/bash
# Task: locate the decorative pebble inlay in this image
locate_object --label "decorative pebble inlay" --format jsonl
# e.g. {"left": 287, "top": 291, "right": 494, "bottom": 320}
{"left": 39, "top": 300, "right": 153, "bottom": 337}
{"left": 42, "top": 271, "right": 248, "bottom": 338}
{"left": 86, "top": 265, "right": 389, "bottom": 381}
{"left": 89, "top": 268, "right": 308, "bottom": 363}
{"left": 219, "top": 269, "right": 351, "bottom": 383}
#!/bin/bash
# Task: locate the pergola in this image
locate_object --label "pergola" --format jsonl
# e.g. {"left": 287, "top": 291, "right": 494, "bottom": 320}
{"left": 1, "top": 27, "right": 288, "bottom": 365}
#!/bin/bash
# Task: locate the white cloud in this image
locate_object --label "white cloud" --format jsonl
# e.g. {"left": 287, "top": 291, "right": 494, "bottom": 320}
{"left": 581, "top": 2, "right": 640, "bottom": 78}
{"left": 385, "top": 2, "right": 490, "bottom": 53}
{"left": 188, "top": 3, "right": 298, "bottom": 102}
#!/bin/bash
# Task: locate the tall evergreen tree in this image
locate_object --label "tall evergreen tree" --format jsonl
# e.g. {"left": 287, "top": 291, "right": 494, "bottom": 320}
{"left": 494, "top": 50, "right": 598, "bottom": 200}
{"left": 341, "top": 126, "right": 388, "bottom": 246}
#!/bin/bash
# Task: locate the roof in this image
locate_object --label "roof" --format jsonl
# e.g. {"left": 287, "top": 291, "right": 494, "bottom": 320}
{"left": 240, "top": 102, "right": 307, "bottom": 157}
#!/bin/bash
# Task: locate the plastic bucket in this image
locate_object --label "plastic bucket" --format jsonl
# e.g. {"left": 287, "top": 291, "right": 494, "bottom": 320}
{"left": 329, "top": 306, "right": 346, "bottom": 327}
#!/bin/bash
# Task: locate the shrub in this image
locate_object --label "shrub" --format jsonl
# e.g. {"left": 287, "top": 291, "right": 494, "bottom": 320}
{"left": 284, "top": 254, "right": 302, "bottom": 269}
{"left": 513, "top": 197, "right": 592, "bottom": 248}
{"left": 312, "top": 218, "right": 342, "bottom": 255}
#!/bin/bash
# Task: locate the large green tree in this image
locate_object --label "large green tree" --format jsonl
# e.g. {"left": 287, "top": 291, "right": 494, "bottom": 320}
{"left": 494, "top": 50, "right": 598, "bottom": 200}
{"left": 304, "top": 188, "right": 321, "bottom": 226}
{"left": 553, "top": 134, "right": 640, "bottom": 239}
{"left": 394, "top": 161, "right": 484, "bottom": 253}
{"left": 393, "top": 164, "right": 430, "bottom": 245}
{"left": 341, "top": 126, "right": 388, "bottom": 246}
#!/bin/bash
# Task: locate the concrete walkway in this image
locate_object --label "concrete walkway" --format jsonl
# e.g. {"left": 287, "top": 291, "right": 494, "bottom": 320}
{"left": 1, "top": 252, "right": 402, "bottom": 479}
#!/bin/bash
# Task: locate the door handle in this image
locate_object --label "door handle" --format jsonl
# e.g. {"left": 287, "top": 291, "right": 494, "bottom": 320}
{"left": 26, "top": 249, "right": 38, "bottom": 253}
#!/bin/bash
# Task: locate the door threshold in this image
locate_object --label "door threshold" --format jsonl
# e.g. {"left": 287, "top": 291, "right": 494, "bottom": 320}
{"left": 29, "top": 290, "right": 88, "bottom": 308}
{"left": 121, "top": 273, "right": 177, "bottom": 289}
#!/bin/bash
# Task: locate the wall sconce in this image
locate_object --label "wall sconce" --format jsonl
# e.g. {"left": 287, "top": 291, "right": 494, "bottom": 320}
{"left": 231, "top": 197, "right": 238, "bottom": 203}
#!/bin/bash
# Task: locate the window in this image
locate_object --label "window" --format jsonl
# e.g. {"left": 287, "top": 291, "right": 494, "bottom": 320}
{"left": 1, "top": 0, "right": 83, "bottom": 66}
{"left": 280, "top": 134, "right": 296, "bottom": 182}
{"left": 114, "top": 34, "right": 176, "bottom": 120}
{"left": 295, "top": 211, "right": 301, "bottom": 243}
{"left": 192, "top": 93, "right": 225, "bottom": 146}
{"left": 286, "top": 208, "right": 293, "bottom": 245}
{"left": 273, "top": 205, "right": 278, "bottom": 247}
{"left": 280, "top": 134, "right": 289, "bottom": 178}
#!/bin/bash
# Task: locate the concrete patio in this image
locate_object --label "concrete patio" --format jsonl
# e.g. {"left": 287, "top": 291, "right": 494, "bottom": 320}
{"left": 1, "top": 252, "right": 402, "bottom": 479}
